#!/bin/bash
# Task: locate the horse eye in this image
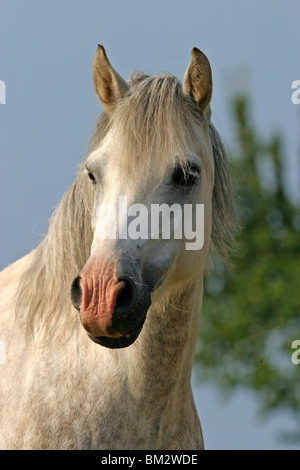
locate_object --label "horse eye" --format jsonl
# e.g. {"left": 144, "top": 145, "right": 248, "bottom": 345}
{"left": 171, "top": 165, "right": 199, "bottom": 189}
{"left": 88, "top": 172, "right": 96, "bottom": 184}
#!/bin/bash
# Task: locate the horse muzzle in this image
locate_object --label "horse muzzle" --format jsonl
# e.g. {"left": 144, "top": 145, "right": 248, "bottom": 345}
{"left": 70, "top": 256, "right": 151, "bottom": 348}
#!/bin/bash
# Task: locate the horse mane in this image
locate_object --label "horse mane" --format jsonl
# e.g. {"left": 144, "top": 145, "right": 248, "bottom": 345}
{"left": 209, "top": 122, "right": 239, "bottom": 265}
{"left": 15, "top": 170, "right": 94, "bottom": 343}
{"left": 15, "top": 71, "right": 238, "bottom": 342}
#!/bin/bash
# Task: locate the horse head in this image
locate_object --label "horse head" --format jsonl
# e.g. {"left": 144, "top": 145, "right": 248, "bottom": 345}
{"left": 71, "top": 45, "right": 215, "bottom": 348}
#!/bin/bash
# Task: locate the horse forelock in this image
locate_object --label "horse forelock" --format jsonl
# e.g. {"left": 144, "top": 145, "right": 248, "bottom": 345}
{"left": 88, "top": 72, "right": 206, "bottom": 178}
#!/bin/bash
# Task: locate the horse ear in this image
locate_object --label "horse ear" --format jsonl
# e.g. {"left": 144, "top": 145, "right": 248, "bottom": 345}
{"left": 183, "top": 47, "right": 212, "bottom": 115}
{"left": 93, "top": 45, "right": 129, "bottom": 112}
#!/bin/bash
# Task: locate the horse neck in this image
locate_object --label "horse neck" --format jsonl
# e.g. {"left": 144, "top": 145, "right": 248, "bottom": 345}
{"left": 124, "top": 273, "right": 204, "bottom": 410}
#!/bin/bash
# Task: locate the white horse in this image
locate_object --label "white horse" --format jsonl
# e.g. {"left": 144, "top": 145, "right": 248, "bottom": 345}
{"left": 0, "top": 46, "right": 237, "bottom": 449}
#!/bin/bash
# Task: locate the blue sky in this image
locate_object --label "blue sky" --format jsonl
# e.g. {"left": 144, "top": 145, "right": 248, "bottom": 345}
{"left": 0, "top": 0, "right": 299, "bottom": 449}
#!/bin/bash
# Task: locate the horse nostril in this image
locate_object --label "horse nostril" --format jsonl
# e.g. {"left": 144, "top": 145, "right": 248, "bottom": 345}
{"left": 71, "top": 273, "right": 82, "bottom": 311}
{"left": 115, "top": 278, "right": 137, "bottom": 314}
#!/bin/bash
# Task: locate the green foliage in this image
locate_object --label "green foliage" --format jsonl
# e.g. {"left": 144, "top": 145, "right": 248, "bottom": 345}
{"left": 197, "top": 94, "right": 300, "bottom": 440}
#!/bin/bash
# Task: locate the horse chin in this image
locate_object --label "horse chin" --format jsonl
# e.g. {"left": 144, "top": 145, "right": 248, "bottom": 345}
{"left": 87, "top": 320, "right": 144, "bottom": 349}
